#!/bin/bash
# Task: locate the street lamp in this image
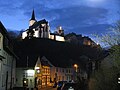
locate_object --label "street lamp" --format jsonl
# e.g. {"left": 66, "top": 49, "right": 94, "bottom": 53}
{"left": 74, "top": 64, "right": 78, "bottom": 72}
{"left": 74, "top": 64, "right": 78, "bottom": 82}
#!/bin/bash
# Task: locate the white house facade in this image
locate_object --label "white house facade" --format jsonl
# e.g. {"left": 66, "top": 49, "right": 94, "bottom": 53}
{"left": 0, "top": 22, "right": 17, "bottom": 90}
{"left": 50, "top": 67, "right": 75, "bottom": 83}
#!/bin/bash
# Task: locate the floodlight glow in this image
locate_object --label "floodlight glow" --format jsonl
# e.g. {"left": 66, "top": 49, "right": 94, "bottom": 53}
{"left": 41, "top": 24, "right": 45, "bottom": 27}
{"left": 22, "top": 32, "right": 27, "bottom": 39}
{"left": 35, "top": 67, "right": 40, "bottom": 69}
{"left": 24, "top": 81, "right": 27, "bottom": 83}
{"left": 97, "top": 43, "right": 99, "bottom": 45}
{"left": 74, "top": 64, "right": 78, "bottom": 68}
{"left": 74, "top": 64, "right": 78, "bottom": 72}
{"left": 59, "top": 26, "right": 62, "bottom": 30}
{"left": 27, "top": 70, "right": 35, "bottom": 76}
{"left": 37, "top": 70, "right": 40, "bottom": 73}
{"left": 56, "top": 36, "right": 65, "bottom": 41}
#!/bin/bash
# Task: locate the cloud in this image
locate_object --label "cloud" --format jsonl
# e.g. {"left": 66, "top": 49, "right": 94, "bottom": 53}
{"left": 42, "top": 6, "right": 108, "bottom": 34}
{"left": 0, "top": 0, "right": 119, "bottom": 35}
{"left": 73, "top": 24, "right": 112, "bottom": 34}
{"left": 18, "top": 1, "right": 110, "bottom": 35}
{"left": 0, "top": 0, "right": 21, "bottom": 15}
{"left": 48, "top": 6, "right": 108, "bottom": 24}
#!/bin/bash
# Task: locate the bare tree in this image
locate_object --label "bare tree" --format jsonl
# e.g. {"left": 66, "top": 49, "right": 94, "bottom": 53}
{"left": 89, "top": 20, "right": 120, "bottom": 90}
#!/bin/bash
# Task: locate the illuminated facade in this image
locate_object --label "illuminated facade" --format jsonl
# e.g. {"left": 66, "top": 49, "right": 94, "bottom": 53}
{"left": 22, "top": 10, "right": 65, "bottom": 42}
{"left": 16, "top": 56, "right": 53, "bottom": 89}
{"left": 34, "top": 57, "right": 51, "bottom": 88}
{"left": 82, "top": 36, "right": 97, "bottom": 46}
{"left": 65, "top": 33, "right": 98, "bottom": 47}
{"left": 16, "top": 56, "right": 76, "bottom": 89}
{"left": 50, "top": 67, "right": 74, "bottom": 83}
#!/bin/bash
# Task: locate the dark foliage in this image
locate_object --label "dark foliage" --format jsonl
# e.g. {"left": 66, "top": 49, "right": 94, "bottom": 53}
{"left": 12, "top": 37, "right": 104, "bottom": 68}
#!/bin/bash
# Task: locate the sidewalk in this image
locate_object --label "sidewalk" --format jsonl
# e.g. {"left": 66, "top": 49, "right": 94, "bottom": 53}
{"left": 13, "top": 86, "right": 56, "bottom": 90}
{"left": 34, "top": 86, "right": 57, "bottom": 90}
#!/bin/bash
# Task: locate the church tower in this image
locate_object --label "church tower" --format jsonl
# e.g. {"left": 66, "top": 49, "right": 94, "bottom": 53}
{"left": 57, "top": 26, "right": 64, "bottom": 36}
{"left": 29, "top": 10, "right": 37, "bottom": 26}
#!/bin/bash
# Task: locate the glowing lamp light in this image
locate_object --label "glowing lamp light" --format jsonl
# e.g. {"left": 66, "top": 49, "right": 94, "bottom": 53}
{"left": 97, "top": 43, "right": 99, "bottom": 45}
{"left": 74, "top": 64, "right": 78, "bottom": 72}
{"left": 24, "top": 80, "right": 27, "bottom": 84}
{"left": 74, "top": 64, "right": 78, "bottom": 68}
{"left": 118, "top": 78, "right": 120, "bottom": 84}
{"left": 37, "top": 70, "right": 40, "bottom": 73}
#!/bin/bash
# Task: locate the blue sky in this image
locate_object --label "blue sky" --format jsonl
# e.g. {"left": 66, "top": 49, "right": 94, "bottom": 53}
{"left": 0, "top": 0, "right": 120, "bottom": 40}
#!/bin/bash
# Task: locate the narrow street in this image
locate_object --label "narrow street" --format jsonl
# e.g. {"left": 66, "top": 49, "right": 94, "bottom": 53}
{"left": 13, "top": 87, "right": 57, "bottom": 90}
{"left": 38, "top": 87, "right": 57, "bottom": 90}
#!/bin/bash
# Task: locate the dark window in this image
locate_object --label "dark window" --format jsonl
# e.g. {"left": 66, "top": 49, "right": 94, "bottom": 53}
{"left": 56, "top": 68, "right": 58, "bottom": 72}
{"left": 62, "top": 69, "right": 64, "bottom": 73}
{"left": 66, "top": 69, "right": 68, "bottom": 73}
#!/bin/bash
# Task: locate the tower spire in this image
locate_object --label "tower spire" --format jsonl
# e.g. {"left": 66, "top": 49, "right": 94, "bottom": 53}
{"left": 29, "top": 9, "right": 36, "bottom": 26}
{"left": 30, "top": 9, "right": 35, "bottom": 20}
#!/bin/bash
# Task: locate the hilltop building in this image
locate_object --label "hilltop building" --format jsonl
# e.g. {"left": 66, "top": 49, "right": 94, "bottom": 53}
{"left": 22, "top": 10, "right": 99, "bottom": 46}
{"left": 22, "top": 10, "right": 65, "bottom": 42}
{"left": 65, "top": 33, "right": 98, "bottom": 47}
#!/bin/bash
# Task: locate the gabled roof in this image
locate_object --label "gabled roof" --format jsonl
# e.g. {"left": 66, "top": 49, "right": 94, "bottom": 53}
{"left": 0, "top": 21, "right": 18, "bottom": 59}
{"left": 29, "top": 19, "right": 48, "bottom": 29}
{"left": 30, "top": 10, "right": 36, "bottom": 20}
{"left": 0, "top": 21, "right": 9, "bottom": 38}
{"left": 41, "top": 56, "right": 54, "bottom": 67}
{"left": 35, "top": 56, "right": 53, "bottom": 67}
{"left": 35, "top": 56, "right": 42, "bottom": 67}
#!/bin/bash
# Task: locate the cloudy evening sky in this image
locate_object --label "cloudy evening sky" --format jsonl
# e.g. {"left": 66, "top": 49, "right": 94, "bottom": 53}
{"left": 0, "top": 0, "right": 120, "bottom": 39}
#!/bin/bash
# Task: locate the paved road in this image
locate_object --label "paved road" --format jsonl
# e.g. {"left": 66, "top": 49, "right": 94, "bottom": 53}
{"left": 38, "top": 87, "right": 57, "bottom": 90}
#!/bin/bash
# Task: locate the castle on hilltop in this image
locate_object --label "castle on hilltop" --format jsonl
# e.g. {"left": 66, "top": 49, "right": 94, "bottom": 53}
{"left": 22, "top": 10, "right": 99, "bottom": 47}
{"left": 22, "top": 10, "right": 65, "bottom": 41}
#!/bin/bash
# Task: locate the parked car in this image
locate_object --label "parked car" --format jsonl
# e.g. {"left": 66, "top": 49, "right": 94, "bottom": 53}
{"left": 57, "top": 81, "right": 67, "bottom": 90}
{"left": 53, "top": 82, "right": 57, "bottom": 88}
{"left": 61, "top": 83, "right": 80, "bottom": 90}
